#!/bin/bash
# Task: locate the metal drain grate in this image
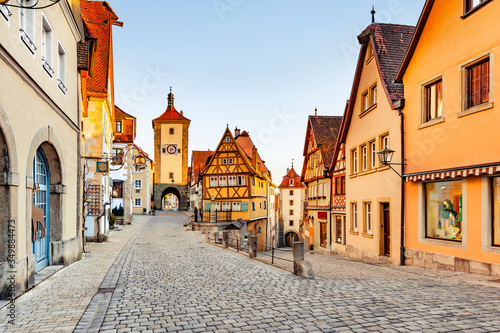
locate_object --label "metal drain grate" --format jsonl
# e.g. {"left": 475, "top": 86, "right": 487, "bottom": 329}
{"left": 98, "top": 288, "right": 115, "bottom": 294}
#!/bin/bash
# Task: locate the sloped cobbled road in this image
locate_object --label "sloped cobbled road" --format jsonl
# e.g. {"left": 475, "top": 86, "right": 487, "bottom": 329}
{"left": 88, "top": 212, "right": 500, "bottom": 333}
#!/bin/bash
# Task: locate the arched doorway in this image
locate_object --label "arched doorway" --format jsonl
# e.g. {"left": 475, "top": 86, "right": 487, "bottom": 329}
{"left": 284, "top": 231, "right": 299, "bottom": 247}
{"left": 33, "top": 148, "right": 50, "bottom": 272}
{"left": 161, "top": 187, "right": 180, "bottom": 211}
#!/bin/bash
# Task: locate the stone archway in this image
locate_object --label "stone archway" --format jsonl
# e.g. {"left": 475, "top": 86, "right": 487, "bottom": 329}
{"left": 26, "top": 127, "right": 65, "bottom": 266}
{"left": 0, "top": 104, "right": 19, "bottom": 299}
{"left": 284, "top": 231, "right": 299, "bottom": 247}
{"left": 161, "top": 187, "right": 181, "bottom": 211}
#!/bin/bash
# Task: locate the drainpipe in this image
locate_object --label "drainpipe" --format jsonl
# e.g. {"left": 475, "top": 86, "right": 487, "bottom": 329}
{"left": 397, "top": 101, "right": 406, "bottom": 266}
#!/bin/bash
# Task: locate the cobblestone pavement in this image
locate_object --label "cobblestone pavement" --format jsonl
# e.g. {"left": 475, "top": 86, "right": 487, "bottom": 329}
{"left": 0, "top": 215, "right": 148, "bottom": 333}
{"left": 91, "top": 212, "right": 500, "bottom": 333}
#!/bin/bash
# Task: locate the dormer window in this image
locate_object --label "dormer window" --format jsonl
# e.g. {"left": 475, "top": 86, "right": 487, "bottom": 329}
{"left": 289, "top": 179, "right": 294, "bottom": 186}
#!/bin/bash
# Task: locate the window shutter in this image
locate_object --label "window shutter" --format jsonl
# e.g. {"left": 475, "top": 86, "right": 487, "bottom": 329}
{"left": 242, "top": 202, "right": 248, "bottom": 212}
{"left": 204, "top": 201, "right": 211, "bottom": 212}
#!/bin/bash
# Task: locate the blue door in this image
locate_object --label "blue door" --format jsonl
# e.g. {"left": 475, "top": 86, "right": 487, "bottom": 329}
{"left": 33, "top": 148, "right": 50, "bottom": 273}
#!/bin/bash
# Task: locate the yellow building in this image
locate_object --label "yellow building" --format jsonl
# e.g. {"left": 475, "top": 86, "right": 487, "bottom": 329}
{"left": 301, "top": 114, "right": 342, "bottom": 253}
{"left": 81, "top": 0, "right": 122, "bottom": 241}
{"left": 338, "top": 22, "right": 414, "bottom": 264}
{"left": 152, "top": 88, "right": 190, "bottom": 210}
{"left": 0, "top": 0, "right": 83, "bottom": 297}
{"left": 199, "top": 127, "right": 272, "bottom": 250}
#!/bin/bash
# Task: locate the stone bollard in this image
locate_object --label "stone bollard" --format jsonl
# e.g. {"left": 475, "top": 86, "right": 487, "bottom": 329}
{"left": 248, "top": 235, "right": 257, "bottom": 258}
{"left": 293, "top": 241, "right": 314, "bottom": 279}
{"left": 222, "top": 231, "right": 229, "bottom": 249}
{"left": 213, "top": 232, "right": 219, "bottom": 244}
{"left": 205, "top": 232, "right": 210, "bottom": 243}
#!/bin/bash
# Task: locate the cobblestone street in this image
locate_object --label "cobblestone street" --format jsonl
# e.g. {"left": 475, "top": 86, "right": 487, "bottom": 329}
{"left": 3, "top": 212, "right": 500, "bottom": 332}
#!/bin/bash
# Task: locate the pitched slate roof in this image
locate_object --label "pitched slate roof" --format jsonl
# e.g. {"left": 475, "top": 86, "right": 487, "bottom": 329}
{"left": 235, "top": 131, "right": 269, "bottom": 173}
{"left": 308, "top": 116, "right": 343, "bottom": 169}
{"left": 191, "top": 150, "right": 214, "bottom": 183}
{"left": 77, "top": 21, "right": 94, "bottom": 71}
{"left": 279, "top": 167, "right": 305, "bottom": 188}
{"left": 358, "top": 23, "right": 415, "bottom": 102}
{"left": 80, "top": 1, "right": 118, "bottom": 96}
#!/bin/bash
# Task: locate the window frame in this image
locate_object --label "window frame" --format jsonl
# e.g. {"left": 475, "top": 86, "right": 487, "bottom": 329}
{"left": 134, "top": 197, "right": 142, "bottom": 207}
{"left": 219, "top": 176, "right": 227, "bottom": 187}
{"left": 351, "top": 149, "right": 358, "bottom": 174}
{"left": 370, "top": 141, "right": 377, "bottom": 169}
{"left": 290, "top": 190, "right": 294, "bottom": 196}
{"left": 19, "top": 0, "right": 36, "bottom": 54}
{"left": 463, "top": 0, "right": 491, "bottom": 17}
{"left": 460, "top": 53, "right": 493, "bottom": 116}
{"left": 361, "top": 144, "right": 367, "bottom": 171}
{"left": 41, "top": 13, "right": 54, "bottom": 77}
{"left": 360, "top": 81, "right": 377, "bottom": 114}
{"left": 57, "top": 41, "right": 67, "bottom": 94}
{"left": 237, "top": 175, "right": 246, "bottom": 186}
{"left": 115, "top": 121, "right": 122, "bottom": 133}
{"left": 228, "top": 175, "right": 237, "bottom": 186}
{"left": 134, "top": 179, "right": 142, "bottom": 190}
{"left": 232, "top": 202, "right": 241, "bottom": 211}
{"left": 351, "top": 203, "right": 358, "bottom": 232}
{"left": 492, "top": 176, "right": 500, "bottom": 247}
{"left": 0, "top": 4, "right": 12, "bottom": 23}
{"left": 364, "top": 202, "right": 372, "bottom": 234}
{"left": 289, "top": 209, "right": 294, "bottom": 216}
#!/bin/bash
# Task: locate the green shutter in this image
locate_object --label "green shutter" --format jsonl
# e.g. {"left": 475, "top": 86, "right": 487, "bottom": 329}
{"left": 242, "top": 202, "right": 248, "bottom": 212}
{"left": 204, "top": 201, "right": 211, "bottom": 212}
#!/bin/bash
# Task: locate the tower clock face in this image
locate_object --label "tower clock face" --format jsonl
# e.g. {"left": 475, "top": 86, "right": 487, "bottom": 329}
{"left": 167, "top": 145, "right": 177, "bottom": 154}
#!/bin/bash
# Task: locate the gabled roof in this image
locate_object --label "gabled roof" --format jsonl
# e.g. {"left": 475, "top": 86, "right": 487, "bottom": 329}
{"left": 115, "top": 105, "right": 135, "bottom": 120}
{"left": 279, "top": 167, "right": 305, "bottom": 188}
{"left": 235, "top": 131, "right": 269, "bottom": 174}
{"left": 358, "top": 23, "right": 415, "bottom": 103}
{"left": 114, "top": 105, "right": 135, "bottom": 143}
{"left": 395, "top": 0, "right": 434, "bottom": 82}
{"left": 308, "top": 116, "right": 343, "bottom": 168}
{"left": 224, "top": 218, "right": 246, "bottom": 230}
{"left": 338, "top": 23, "right": 415, "bottom": 146}
{"left": 191, "top": 150, "right": 214, "bottom": 184}
{"left": 81, "top": 0, "right": 118, "bottom": 96}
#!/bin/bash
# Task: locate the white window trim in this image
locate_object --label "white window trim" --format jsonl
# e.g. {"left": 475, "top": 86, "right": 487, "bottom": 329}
{"left": 352, "top": 203, "right": 358, "bottom": 232}
{"left": 134, "top": 180, "right": 142, "bottom": 190}
{"left": 371, "top": 141, "right": 376, "bottom": 169}
{"left": 19, "top": 1, "right": 36, "bottom": 55}
{"left": 365, "top": 202, "right": 372, "bottom": 234}
{"left": 228, "top": 158, "right": 233, "bottom": 164}
{"left": 134, "top": 197, "right": 142, "bottom": 207}
{"left": 41, "top": 12, "right": 54, "bottom": 78}
{"left": 57, "top": 40, "right": 67, "bottom": 94}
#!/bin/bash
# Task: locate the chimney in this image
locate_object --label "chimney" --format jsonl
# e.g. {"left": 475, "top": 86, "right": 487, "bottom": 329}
{"left": 180, "top": 110, "right": 183, "bottom": 116}
{"left": 286, "top": 168, "right": 290, "bottom": 174}
{"left": 234, "top": 127, "right": 240, "bottom": 138}
{"left": 252, "top": 146, "right": 258, "bottom": 169}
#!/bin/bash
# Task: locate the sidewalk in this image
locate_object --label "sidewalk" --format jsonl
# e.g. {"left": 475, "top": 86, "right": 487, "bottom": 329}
{"left": 256, "top": 248, "right": 500, "bottom": 288}
{"left": 0, "top": 215, "right": 149, "bottom": 332}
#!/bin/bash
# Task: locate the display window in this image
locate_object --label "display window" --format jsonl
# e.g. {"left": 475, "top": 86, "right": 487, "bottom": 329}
{"left": 493, "top": 177, "right": 500, "bottom": 246}
{"left": 320, "top": 222, "right": 327, "bottom": 248}
{"left": 425, "top": 180, "right": 463, "bottom": 241}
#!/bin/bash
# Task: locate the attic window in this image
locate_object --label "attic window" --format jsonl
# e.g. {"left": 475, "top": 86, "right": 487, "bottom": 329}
{"left": 169, "top": 128, "right": 174, "bottom": 134}
{"left": 366, "top": 42, "right": 374, "bottom": 63}
{"left": 289, "top": 179, "right": 294, "bottom": 186}
{"left": 225, "top": 136, "right": 230, "bottom": 143}
{"left": 463, "top": 0, "right": 491, "bottom": 17}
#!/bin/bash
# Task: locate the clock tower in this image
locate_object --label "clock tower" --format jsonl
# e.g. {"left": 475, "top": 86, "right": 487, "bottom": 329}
{"left": 152, "top": 88, "right": 191, "bottom": 210}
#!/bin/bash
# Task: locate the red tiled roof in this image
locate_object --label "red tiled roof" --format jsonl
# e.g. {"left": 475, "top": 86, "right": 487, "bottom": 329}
{"left": 308, "top": 116, "right": 343, "bottom": 169}
{"left": 235, "top": 132, "right": 269, "bottom": 173}
{"left": 191, "top": 150, "right": 214, "bottom": 183}
{"left": 80, "top": 1, "right": 118, "bottom": 95}
{"left": 358, "top": 23, "right": 415, "bottom": 102}
{"left": 153, "top": 105, "right": 190, "bottom": 122}
{"left": 279, "top": 167, "right": 305, "bottom": 188}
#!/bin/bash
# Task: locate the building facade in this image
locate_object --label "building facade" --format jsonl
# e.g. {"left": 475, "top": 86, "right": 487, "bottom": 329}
{"left": 340, "top": 23, "right": 414, "bottom": 264}
{"left": 199, "top": 127, "right": 272, "bottom": 250}
{"left": 190, "top": 150, "right": 213, "bottom": 214}
{"left": 278, "top": 168, "right": 306, "bottom": 247}
{"left": 396, "top": 0, "right": 500, "bottom": 274}
{"left": 0, "top": 0, "right": 83, "bottom": 298}
{"left": 301, "top": 115, "right": 342, "bottom": 253}
{"left": 152, "top": 89, "right": 190, "bottom": 211}
{"left": 81, "top": 0, "right": 122, "bottom": 240}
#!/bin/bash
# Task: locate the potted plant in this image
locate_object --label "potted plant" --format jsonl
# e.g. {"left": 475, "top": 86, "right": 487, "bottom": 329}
{"left": 309, "top": 244, "right": 314, "bottom": 254}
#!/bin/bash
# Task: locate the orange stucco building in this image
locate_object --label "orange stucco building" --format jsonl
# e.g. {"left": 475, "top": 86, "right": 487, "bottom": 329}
{"left": 397, "top": 0, "right": 500, "bottom": 275}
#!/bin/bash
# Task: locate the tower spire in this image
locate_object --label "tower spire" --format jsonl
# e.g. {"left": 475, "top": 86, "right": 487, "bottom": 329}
{"left": 371, "top": 5, "right": 376, "bottom": 24}
{"left": 168, "top": 86, "right": 174, "bottom": 107}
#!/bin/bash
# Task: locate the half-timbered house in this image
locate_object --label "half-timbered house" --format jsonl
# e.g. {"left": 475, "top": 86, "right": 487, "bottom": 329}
{"left": 301, "top": 114, "right": 342, "bottom": 253}
{"left": 199, "top": 127, "right": 272, "bottom": 250}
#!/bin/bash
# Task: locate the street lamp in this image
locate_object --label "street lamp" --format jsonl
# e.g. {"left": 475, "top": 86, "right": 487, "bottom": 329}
{"left": 377, "top": 148, "right": 405, "bottom": 177}
{"left": 0, "top": 0, "right": 62, "bottom": 9}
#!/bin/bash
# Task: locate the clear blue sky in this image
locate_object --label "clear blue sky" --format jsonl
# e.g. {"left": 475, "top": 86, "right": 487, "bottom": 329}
{"left": 111, "top": 0, "right": 425, "bottom": 184}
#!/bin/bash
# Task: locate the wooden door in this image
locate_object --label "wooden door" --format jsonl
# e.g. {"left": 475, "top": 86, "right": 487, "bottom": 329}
{"left": 383, "top": 203, "right": 390, "bottom": 257}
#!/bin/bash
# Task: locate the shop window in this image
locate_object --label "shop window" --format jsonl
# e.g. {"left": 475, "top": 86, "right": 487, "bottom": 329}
{"left": 351, "top": 203, "right": 358, "bottom": 231}
{"left": 425, "top": 180, "right": 463, "bottom": 241}
{"left": 320, "top": 222, "right": 327, "bottom": 248}
{"left": 423, "top": 79, "right": 443, "bottom": 122}
{"left": 492, "top": 177, "right": 500, "bottom": 246}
